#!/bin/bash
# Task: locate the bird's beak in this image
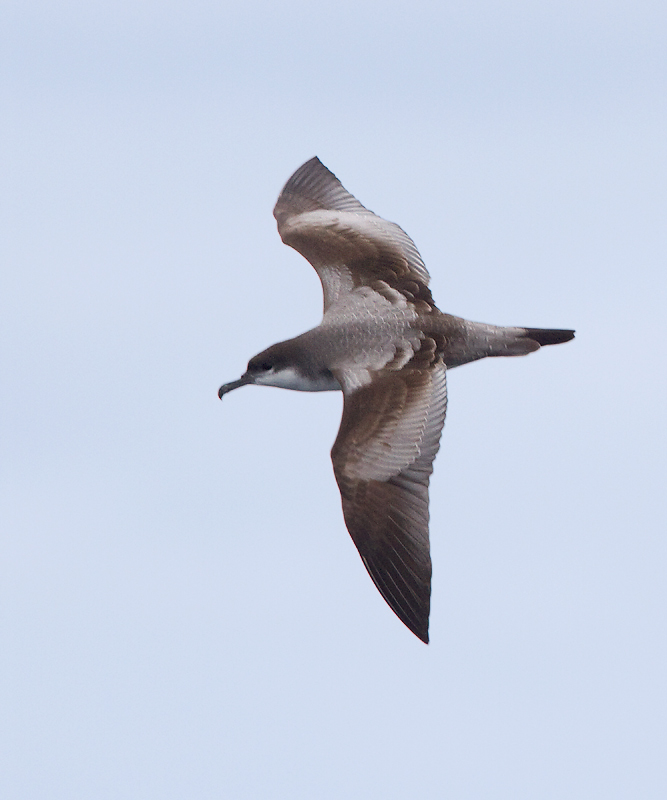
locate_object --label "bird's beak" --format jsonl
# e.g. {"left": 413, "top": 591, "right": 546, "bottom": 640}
{"left": 218, "top": 373, "right": 254, "bottom": 400}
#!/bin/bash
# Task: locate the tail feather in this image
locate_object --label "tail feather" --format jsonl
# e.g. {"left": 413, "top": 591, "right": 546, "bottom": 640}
{"left": 441, "top": 320, "right": 574, "bottom": 367}
{"left": 523, "top": 328, "right": 575, "bottom": 346}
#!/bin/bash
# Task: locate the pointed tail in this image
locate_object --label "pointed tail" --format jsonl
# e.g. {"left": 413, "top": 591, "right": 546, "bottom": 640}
{"left": 485, "top": 325, "right": 575, "bottom": 360}
{"left": 439, "top": 319, "right": 575, "bottom": 368}
{"left": 522, "top": 328, "right": 575, "bottom": 346}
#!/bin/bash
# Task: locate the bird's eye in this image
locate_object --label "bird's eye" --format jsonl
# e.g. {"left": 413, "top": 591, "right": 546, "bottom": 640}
{"left": 248, "top": 359, "right": 273, "bottom": 373}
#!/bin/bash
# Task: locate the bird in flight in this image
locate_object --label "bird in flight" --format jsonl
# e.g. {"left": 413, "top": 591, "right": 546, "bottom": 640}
{"left": 218, "top": 157, "right": 574, "bottom": 643}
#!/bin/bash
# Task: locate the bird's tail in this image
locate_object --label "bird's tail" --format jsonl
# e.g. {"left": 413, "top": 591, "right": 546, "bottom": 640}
{"left": 437, "top": 318, "right": 575, "bottom": 368}
{"left": 521, "top": 327, "right": 575, "bottom": 347}
{"left": 485, "top": 325, "right": 575, "bottom": 358}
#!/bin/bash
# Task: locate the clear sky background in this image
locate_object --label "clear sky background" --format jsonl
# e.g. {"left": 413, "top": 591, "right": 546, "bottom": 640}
{"left": 2, "top": 1, "right": 666, "bottom": 798}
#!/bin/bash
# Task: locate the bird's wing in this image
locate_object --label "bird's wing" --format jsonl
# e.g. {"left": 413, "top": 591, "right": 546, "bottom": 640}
{"left": 330, "top": 342, "right": 447, "bottom": 643}
{"left": 273, "top": 157, "right": 436, "bottom": 315}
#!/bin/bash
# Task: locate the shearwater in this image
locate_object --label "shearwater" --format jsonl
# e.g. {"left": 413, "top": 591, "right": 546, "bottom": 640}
{"left": 218, "top": 157, "right": 574, "bottom": 643}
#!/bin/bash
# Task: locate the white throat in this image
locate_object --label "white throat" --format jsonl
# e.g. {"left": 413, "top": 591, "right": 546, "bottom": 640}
{"left": 253, "top": 366, "right": 340, "bottom": 393}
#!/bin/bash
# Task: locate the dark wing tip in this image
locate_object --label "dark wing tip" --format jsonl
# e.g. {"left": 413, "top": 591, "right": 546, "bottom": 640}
{"left": 360, "top": 550, "right": 431, "bottom": 644}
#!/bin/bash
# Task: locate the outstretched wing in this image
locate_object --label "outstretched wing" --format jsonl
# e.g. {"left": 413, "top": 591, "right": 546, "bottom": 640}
{"left": 331, "top": 353, "right": 447, "bottom": 643}
{"left": 273, "top": 157, "right": 436, "bottom": 314}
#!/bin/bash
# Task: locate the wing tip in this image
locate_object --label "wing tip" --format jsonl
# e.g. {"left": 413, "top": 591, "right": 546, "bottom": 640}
{"left": 357, "top": 549, "right": 431, "bottom": 644}
{"left": 399, "top": 613, "right": 429, "bottom": 644}
{"left": 273, "top": 157, "right": 368, "bottom": 224}
{"left": 416, "top": 626, "right": 430, "bottom": 645}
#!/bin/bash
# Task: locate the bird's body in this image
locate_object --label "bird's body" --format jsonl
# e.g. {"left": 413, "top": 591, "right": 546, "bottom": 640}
{"left": 219, "top": 157, "right": 574, "bottom": 643}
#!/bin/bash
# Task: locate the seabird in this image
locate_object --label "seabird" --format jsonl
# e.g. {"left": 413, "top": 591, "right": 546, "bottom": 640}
{"left": 218, "top": 157, "right": 574, "bottom": 643}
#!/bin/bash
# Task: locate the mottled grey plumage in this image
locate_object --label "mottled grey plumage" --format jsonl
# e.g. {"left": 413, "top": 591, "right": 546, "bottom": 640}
{"left": 219, "top": 157, "right": 574, "bottom": 643}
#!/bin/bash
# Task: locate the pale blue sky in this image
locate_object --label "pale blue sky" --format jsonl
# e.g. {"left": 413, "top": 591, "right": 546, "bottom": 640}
{"left": 1, "top": 2, "right": 666, "bottom": 798}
